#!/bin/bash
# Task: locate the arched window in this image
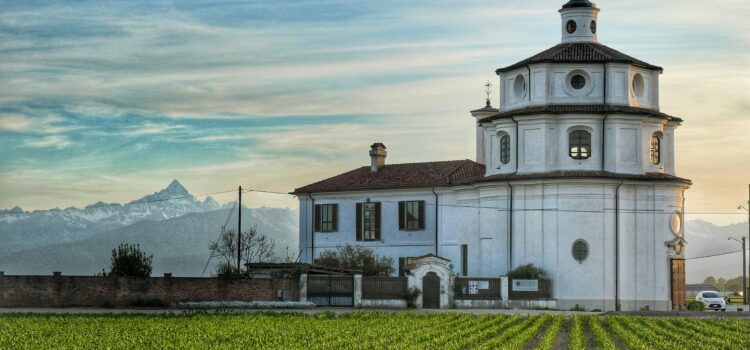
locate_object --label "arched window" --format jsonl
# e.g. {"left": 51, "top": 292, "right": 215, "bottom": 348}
{"left": 499, "top": 135, "right": 511, "bottom": 165}
{"left": 569, "top": 130, "right": 591, "bottom": 159}
{"left": 650, "top": 133, "right": 661, "bottom": 165}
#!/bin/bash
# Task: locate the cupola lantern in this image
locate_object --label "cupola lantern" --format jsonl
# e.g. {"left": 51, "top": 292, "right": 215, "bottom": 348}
{"left": 560, "top": 0, "right": 600, "bottom": 43}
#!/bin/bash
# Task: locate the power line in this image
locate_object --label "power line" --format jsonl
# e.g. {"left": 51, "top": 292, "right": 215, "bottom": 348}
{"left": 686, "top": 249, "right": 749, "bottom": 260}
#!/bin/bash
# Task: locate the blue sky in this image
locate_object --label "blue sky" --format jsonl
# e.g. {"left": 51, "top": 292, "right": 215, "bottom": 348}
{"left": 1, "top": 0, "right": 749, "bottom": 223}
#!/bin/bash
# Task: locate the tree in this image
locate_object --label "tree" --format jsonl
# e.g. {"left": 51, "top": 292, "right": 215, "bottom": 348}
{"left": 104, "top": 243, "right": 153, "bottom": 277}
{"left": 316, "top": 244, "right": 394, "bottom": 276}
{"left": 703, "top": 276, "right": 717, "bottom": 286}
{"left": 208, "top": 225, "right": 278, "bottom": 274}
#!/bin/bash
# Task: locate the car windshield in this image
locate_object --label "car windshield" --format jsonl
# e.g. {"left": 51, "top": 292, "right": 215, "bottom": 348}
{"left": 702, "top": 292, "right": 720, "bottom": 298}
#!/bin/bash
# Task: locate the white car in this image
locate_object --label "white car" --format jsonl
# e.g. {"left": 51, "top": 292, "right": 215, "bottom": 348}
{"left": 696, "top": 291, "right": 726, "bottom": 311}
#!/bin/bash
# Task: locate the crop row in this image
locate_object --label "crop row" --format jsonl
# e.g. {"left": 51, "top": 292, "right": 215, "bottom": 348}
{"left": 1, "top": 313, "right": 750, "bottom": 349}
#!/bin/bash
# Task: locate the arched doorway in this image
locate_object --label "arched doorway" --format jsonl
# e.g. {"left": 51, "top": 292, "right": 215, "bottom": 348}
{"left": 422, "top": 272, "right": 441, "bottom": 309}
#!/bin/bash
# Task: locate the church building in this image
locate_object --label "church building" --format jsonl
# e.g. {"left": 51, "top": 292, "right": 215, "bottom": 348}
{"left": 293, "top": 0, "right": 690, "bottom": 311}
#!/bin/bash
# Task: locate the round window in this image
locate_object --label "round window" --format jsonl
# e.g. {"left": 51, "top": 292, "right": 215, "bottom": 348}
{"left": 566, "top": 20, "right": 577, "bottom": 34}
{"left": 571, "top": 75, "right": 586, "bottom": 90}
{"left": 572, "top": 239, "right": 589, "bottom": 262}
{"left": 590, "top": 20, "right": 597, "bottom": 34}
{"left": 513, "top": 74, "right": 527, "bottom": 99}
{"left": 632, "top": 73, "right": 645, "bottom": 98}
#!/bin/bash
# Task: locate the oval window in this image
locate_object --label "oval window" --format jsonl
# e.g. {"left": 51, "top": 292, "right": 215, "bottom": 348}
{"left": 591, "top": 20, "right": 597, "bottom": 34}
{"left": 572, "top": 239, "right": 589, "bottom": 262}
{"left": 566, "top": 20, "right": 577, "bottom": 34}
{"left": 632, "top": 73, "right": 645, "bottom": 98}
{"left": 571, "top": 75, "right": 586, "bottom": 90}
{"left": 513, "top": 74, "right": 527, "bottom": 100}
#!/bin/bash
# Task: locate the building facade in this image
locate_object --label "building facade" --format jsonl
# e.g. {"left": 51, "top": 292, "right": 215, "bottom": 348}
{"left": 293, "top": 0, "right": 690, "bottom": 311}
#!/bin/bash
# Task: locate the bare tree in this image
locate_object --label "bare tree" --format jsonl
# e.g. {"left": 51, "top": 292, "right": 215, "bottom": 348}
{"left": 208, "top": 225, "right": 278, "bottom": 274}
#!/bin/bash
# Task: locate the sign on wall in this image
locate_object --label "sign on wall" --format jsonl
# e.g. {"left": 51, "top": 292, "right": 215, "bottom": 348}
{"left": 512, "top": 279, "right": 539, "bottom": 292}
{"left": 468, "top": 281, "right": 479, "bottom": 294}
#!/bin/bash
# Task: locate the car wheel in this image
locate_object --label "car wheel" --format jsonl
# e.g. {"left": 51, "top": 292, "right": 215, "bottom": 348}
{"left": 722, "top": 309, "right": 726, "bottom": 312}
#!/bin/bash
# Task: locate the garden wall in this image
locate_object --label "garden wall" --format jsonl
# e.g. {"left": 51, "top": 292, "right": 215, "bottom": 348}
{"left": 0, "top": 271, "right": 298, "bottom": 307}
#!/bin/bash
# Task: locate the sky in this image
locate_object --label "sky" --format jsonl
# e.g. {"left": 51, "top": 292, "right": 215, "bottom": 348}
{"left": 1, "top": 0, "right": 749, "bottom": 225}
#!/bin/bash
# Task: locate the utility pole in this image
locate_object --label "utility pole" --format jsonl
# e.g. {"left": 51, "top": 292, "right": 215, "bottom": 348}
{"left": 237, "top": 186, "right": 242, "bottom": 272}
{"left": 739, "top": 185, "right": 750, "bottom": 305}
{"left": 729, "top": 236, "right": 747, "bottom": 305}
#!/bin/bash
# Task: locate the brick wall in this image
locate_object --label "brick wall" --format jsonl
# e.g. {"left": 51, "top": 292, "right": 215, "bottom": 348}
{"left": 0, "top": 271, "right": 299, "bottom": 307}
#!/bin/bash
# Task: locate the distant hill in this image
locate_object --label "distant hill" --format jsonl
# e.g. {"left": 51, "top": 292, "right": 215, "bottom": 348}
{"left": 0, "top": 207, "right": 297, "bottom": 276}
{"left": 685, "top": 219, "right": 749, "bottom": 283}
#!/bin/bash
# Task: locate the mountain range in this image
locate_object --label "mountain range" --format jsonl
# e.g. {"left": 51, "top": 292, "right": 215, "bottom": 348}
{"left": 0, "top": 180, "right": 298, "bottom": 276}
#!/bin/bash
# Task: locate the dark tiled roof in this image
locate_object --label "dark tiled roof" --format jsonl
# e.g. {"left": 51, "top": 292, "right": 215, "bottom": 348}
{"left": 292, "top": 160, "right": 486, "bottom": 194}
{"left": 293, "top": 161, "right": 691, "bottom": 194}
{"left": 496, "top": 42, "right": 662, "bottom": 73}
{"left": 478, "top": 104, "right": 682, "bottom": 124}
{"left": 475, "top": 171, "right": 691, "bottom": 185}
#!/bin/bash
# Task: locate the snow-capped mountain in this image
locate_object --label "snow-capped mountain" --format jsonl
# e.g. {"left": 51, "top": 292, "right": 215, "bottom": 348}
{"left": 0, "top": 180, "right": 221, "bottom": 254}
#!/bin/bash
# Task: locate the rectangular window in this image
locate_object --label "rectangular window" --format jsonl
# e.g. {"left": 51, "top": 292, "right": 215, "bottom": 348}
{"left": 399, "top": 201, "right": 425, "bottom": 231}
{"left": 315, "top": 204, "right": 338, "bottom": 232}
{"left": 461, "top": 244, "right": 468, "bottom": 276}
{"left": 356, "top": 202, "right": 380, "bottom": 241}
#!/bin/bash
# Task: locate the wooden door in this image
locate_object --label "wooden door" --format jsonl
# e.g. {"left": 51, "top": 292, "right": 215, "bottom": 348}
{"left": 671, "top": 259, "right": 686, "bottom": 311}
{"left": 422, "top": 272, "right": 441, "bottom": 309}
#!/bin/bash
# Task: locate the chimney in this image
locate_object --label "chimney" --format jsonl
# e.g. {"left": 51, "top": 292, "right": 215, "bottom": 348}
{"left": 369, "top": 143, "right": 387, "bottom": 173}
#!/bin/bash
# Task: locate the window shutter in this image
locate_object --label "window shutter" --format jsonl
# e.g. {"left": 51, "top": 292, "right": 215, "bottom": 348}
{"left": 356, "top": 203, "right": 363, "bottom": 241}
{"left": 332, "top": 204, "right": 338, "bottom": 232}
{"left": 418, "top": 201, "right": 425, "bottom": 230}
{"left": 398, "top": 201, "right": 405, "bottom": 230}
{"left": 314, "top": 204, "right": 321, "bottom": 232}
{"left": 374, "top": 202, "right": 382, "bottom": 240}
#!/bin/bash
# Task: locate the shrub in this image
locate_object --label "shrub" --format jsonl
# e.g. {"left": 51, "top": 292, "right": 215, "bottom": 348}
{"left": 686, "top": 300, "right": 705, "bottom": 311}
{"left": 316, "top": 244, "right": 394, "bottom": 276}
{"left": 507, "top": 264, "right": 547, "bottom": 279}
{"left": 107, "top": 243, "right": 153, "bottom": 277}
{"left": 405, "top": 287, "right": 422, "bottom": 308}
{"left": 215, "top": 261, "right": 241, "bottom": 276}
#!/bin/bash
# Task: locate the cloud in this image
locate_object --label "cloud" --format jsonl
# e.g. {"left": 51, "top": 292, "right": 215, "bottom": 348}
{"left": 0, "top": 114, "right": 32, "bottom": 131}
{"left": 23, "top": 135, "right": 72, "bottom": 149}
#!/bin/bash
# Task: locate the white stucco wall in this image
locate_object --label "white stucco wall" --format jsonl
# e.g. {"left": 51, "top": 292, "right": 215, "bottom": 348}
{"left": 298, "top": 190, "right": 439, "bottom": 273}
{"left": 481, "top": 113, "right": 677, "bottom": 176}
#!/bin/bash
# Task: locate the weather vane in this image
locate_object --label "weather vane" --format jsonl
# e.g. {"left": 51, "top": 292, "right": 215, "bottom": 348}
{"left": 484, "top": 80, "right": 493, "bottom": 107}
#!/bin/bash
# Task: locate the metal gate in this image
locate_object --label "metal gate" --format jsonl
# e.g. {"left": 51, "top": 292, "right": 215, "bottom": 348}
{"left": 307, "top": 275, "right": 354, "bottom": 307}
{"left": 422, "top": 272, "right": 441, "bottom": 309}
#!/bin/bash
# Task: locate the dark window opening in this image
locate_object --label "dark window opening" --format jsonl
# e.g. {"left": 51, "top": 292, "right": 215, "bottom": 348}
{"left": 314, "top": 204, "right": 338, "bottom": 233}
{"left": 566, "top": 20, "right": 577, "bottom": 34}
{"left": 500, "top": 135, "right": 511, "bottom": 165}
{"left": 571, "top": 75, "right": 586, "bottom": 89}
{"left": 399, "top": 201, "right": 425, "bottom": 231}
{"left": 569, "top": 130, "right": 592, "bottom": 159}
{"left": 572, "top": 239, "right": 589, "bottom": 262}
{"left": 651, "top": 134, "right": 661, "bottom": 165}
{"left": 357, "top": 202, "right": 380, "bottom": 241}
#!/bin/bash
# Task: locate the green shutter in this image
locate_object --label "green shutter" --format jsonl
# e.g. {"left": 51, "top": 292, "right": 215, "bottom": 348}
{"left": 332, "top": 204, "right": 338, "bottom": 232}
{"left": 418, "top": 201, "right": 425, "bottom": 230}
{"left": 314, "top": 204, "right": 321, "bottom": 232}
{"left": 356, "top": 203, "right": 362, "bottom": 241}
{"left": 374, "top": 202, "right": 381, "bottom": 240}
{"left": 398, "top": 201, "right": 405, "bottom": 230}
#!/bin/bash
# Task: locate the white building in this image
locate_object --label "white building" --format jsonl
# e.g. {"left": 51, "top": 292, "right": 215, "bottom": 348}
{"left": 293, "top": 0, "right": 690, "bottom": 311}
